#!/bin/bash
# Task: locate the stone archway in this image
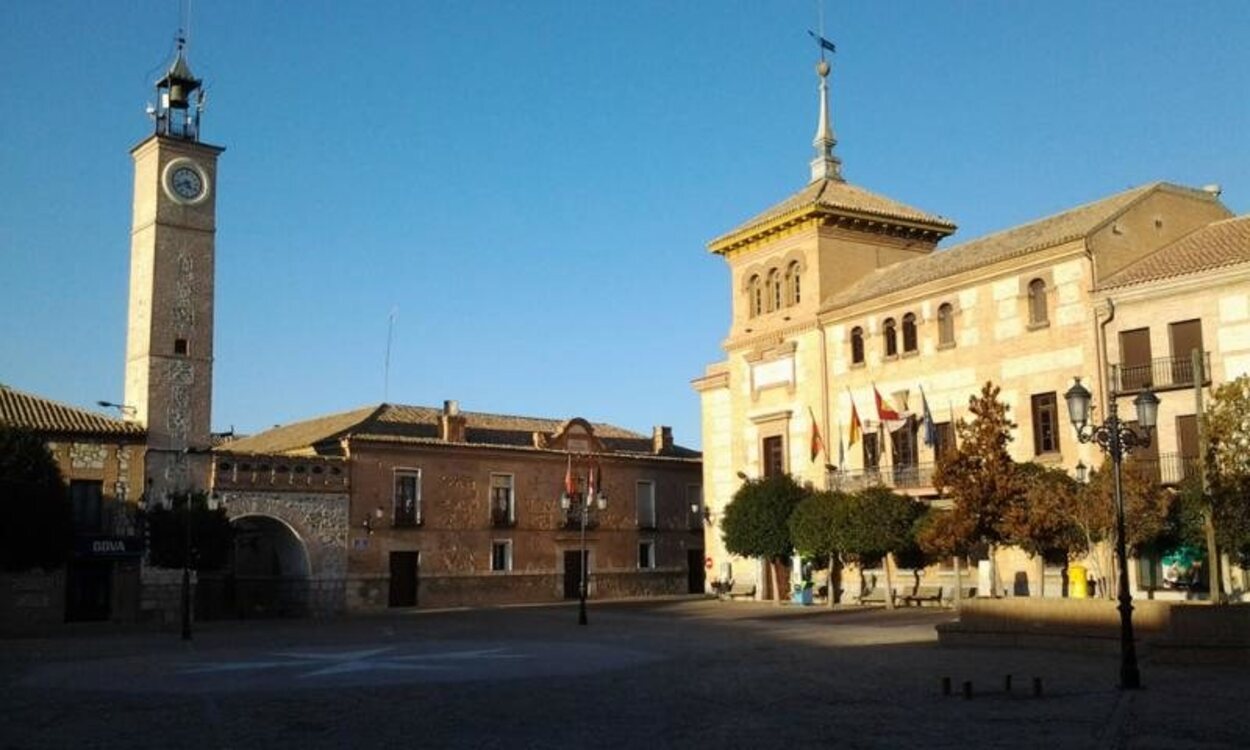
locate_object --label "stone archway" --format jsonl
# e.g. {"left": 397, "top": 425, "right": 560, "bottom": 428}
{"left": 222, "top": 514, "right": 311, "bottom": 618}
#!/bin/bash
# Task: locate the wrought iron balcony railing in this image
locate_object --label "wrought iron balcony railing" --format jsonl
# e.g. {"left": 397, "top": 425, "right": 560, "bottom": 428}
{"left": 831, "top": 463, "right": 936, "bottom": 492}
{"left": 1123, "top": 452, "right": 1200, "bottom": 486}
{"left": 1110, "top": 353, "right": 1211, "bottom": 394}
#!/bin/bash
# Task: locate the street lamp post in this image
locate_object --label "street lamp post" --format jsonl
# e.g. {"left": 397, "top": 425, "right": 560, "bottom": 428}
{"left": 561, "top": 460, "right": 606, "bottom": 626}
{"left": 1064, "top": 376, "right": 1160, "bottom": 690}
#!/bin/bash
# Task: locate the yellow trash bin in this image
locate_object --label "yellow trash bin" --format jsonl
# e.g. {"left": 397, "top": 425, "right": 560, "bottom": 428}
{"left": 1068, "top": 564, "right": 1088, "bottom": 599}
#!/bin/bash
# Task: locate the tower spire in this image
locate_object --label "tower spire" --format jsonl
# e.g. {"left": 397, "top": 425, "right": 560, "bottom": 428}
{"left": 809, "top": 56, "right": 842, "bottom": 183}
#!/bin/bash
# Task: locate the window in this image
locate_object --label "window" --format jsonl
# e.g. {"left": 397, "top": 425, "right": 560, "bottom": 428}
{"left": 762, "top": 435, "right": 785, "bottom": 477}
{"left": 635, "top": 480, "right": 656, "bottom": 529}
{"left": 785, "top": 261, "right": 802, "bottom": 306}
{"left": 490, "top": 473, "right": 515, "bottom": 527}
{"left": 937, "top": 303, "right": 955, "bottom": 347}
{"left": 174, "top": 338, "right": 188, "bottom": 356}
{"left": 902, "top": 313, "right": 918, "bottom": 354}
{"left": 747, "top": 275, "right": 762, "bottom": 318}
{"left": 883, "top": 318, "right": 898, "bottom": 358}
{"left": 933, "top": 422, "right": 956, "bottom": 462}
{"left": 393, "top": 469, "right": 421, "bottom": 526}
{"left": 1027, "top": 279, "right": 1048, "bottom": 326}
{"left": 891, "top": 420, "right": 918, "bottom": 468}
{"left": 638, "top": 541, "right": 656, "bottom": 569}
{"left": 767, "top": 269, "right": 782, "bottom": 312}
{"left": 850, "top": 327, "right": 865, "bottom": 365}
{"left": 70, "top": 480, "right": 103, "bottom": 532}
{"left": 1031, "top": 393, "right": 1061, "bottom": 455}
{"left": 862, "top": 433, "right": 880, "bottom": 470}
{"left": 1177, "top": 414, "right": 1200, "bottom": 480}
{"left": 686, "top": 484, "right": 703, "bottom": 530}
{"left": 491, "top": 540, "right": 512, "bottom": 572}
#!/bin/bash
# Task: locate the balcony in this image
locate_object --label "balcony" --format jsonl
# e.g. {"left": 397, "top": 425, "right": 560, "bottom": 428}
{"left": 832, "top": 463, "right": 936, "bottom": 492}
{"left": 1110, "top": 353, "right": 1211, "bottom": 394}
{"left": 1124, "top": 452, "right": 1200, "bottom": 486}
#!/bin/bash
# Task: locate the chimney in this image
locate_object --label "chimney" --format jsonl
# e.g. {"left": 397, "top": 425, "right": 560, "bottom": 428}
{"left": 440, "top": 399, "right": 467, "bottom": 443}
{"left": 652, "top": 425, "right": 673, "bottom": 455}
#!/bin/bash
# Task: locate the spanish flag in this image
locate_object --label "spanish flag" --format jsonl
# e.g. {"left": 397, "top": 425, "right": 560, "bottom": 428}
{"left": 808, "top": 407, "right": 825, "bottom": 463}
{"left": 564, "top": 454, "right": 576, "bottom": 497}
{"left": 848, "top": 395, "right": 862, "bottom": 447}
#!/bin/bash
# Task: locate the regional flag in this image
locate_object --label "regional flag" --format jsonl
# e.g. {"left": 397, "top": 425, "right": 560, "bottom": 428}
{"left": 564, "top": 454, "right": 576, "bottom": 497}
{"left": 848, "top": 396, "right": 862, "bottom": 447}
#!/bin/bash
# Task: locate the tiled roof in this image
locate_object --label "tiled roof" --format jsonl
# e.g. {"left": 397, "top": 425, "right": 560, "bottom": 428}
{"left": 218, "top": 403, "right": 700, "bottom": 459}
{"left": 1100, "top": 216, "right": 1250, "bottom": 289}
{"left": 711, "top": 177, "right": 956, "bottom": 249}
{"left": 0, "top": 385, "right": 145, "bottom": 438}
{"left": 825, "top": 182, "right": 1185, "bottom": 309}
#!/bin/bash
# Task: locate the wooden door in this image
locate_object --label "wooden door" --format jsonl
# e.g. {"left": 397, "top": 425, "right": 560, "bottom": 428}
{"left": 687, "top": 549, "right": 706, "bottom": 594}
{"left": 388, "top": 551, "right": 419, "bottom": 607}
{"left": 1170, "top": 319, "right": 1203, "bottom": 385}
{"left": 1177, "top": 414, "right": 1200, "bottom": 481}
{"left": 563, "top": 550, "right": 586, "bottom": 599}
{"left": 1119, "top": 328, "right": 1152, "bottom": 391}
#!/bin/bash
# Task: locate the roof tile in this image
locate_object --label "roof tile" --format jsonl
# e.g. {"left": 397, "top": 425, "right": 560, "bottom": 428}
{"left": 0, "top": 386, "right": 145, "bottom": 438}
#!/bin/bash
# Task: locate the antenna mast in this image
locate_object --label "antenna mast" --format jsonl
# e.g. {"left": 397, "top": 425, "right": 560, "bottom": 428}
{"left": 384, "top": 306, "right": 398, "bottom": 401}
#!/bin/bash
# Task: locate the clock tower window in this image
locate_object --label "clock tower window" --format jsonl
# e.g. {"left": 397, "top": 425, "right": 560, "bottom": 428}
{"left": 174, "top": 338, "right": 188, "bottom": 356}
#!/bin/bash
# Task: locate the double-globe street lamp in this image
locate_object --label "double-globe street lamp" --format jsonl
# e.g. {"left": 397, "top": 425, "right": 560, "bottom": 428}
{"left": 561, "top": 461, "right": 607, "bottom": 626}
{"left": 1064, "top": 376, "right": 1160, "bottom": 690}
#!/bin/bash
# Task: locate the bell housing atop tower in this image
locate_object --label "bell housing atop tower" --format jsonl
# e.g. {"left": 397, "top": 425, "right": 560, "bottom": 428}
{"left": 151, "top": 34, "right": 204, "bottom": 141}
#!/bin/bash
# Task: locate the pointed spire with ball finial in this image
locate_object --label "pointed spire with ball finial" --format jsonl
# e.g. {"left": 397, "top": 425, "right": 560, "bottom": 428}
{"left": 809, "top": 54, "right": 843, "bottom": 183}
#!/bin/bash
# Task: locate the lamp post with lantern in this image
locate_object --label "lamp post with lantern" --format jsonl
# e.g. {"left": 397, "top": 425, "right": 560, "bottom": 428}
{"left": 561, "top": 457, "right": 606, "bottom": 626}
{"left": 1064, "top": 376, "right": 1160, "bottom": 690}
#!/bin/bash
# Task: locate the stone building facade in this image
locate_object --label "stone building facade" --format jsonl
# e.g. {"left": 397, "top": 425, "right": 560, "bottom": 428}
{"left": 695, "top": 57, "right": 1250, "bottom": 602}
{"left": 218, "top": 401, "right": 703, "bottom": 611}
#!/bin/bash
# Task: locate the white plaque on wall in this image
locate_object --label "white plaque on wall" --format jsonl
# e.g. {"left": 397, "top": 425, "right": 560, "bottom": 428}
{"left": 751, "top": 356, "right": 794, "bottom": 392}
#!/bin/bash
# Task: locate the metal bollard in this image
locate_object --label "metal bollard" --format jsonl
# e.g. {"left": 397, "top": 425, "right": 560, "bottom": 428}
{"left": 1033, "top": 677, "right": 1043, "bottom": 697}
{"left": 963, "top": 681, "right": 973, "bottom": 700}
{"left": 941, "top": 677, "right": 951, "bottom": 696}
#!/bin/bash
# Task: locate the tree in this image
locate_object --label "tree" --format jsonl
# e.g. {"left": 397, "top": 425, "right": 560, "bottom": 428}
{"left": 1001, "top": 463, "right": 1082, "bottom": 597}
{"left": 0, "top": 425, "right": 71, "bottom": 571}
{"left": 1204, "top": 376, "right": 1250, "bottom": 570}
{"left": 847, "top": 486, "right": 926, "bottom": 608}
{"left": 931, "top": 382, "right": 1022, "bottom": 583}
{"left": 145, "top": 491, "right": 233, "bottom": 572}
{"left": 721, "top": 474, "right": 808, "bottom": 604}
{"left": 789, "top": 490, "right": 845, "bottom": 605}
{"left": 1070, "top": 460, "right": 1170, "bottom": 597}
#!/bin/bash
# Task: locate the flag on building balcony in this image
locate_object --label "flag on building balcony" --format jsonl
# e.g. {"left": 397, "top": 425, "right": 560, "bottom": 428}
{"left": 587, "top": 463, "right": 597, "bottom": 499}
{"left": 837, "top": 417, "right": 845, "bottom": 469}
{"left": 564, "top": 453, "right": 576, "bottom": 497}
{"left": 873, "top": 384, "right": 900, "bottom": 422}
{"left": 808, "top": 407, "right": 825, "bottom": 463}
{"left": 920, "top": 386, "right": 937, "bottom": 447}
{"left": 847, "top": 391, "right": 862, "bottom": 447}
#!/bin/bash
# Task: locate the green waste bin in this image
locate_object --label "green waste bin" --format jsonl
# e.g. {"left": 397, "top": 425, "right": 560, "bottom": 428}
{"left": 1068, "top": 564, "right": 1088, "bottom": 599}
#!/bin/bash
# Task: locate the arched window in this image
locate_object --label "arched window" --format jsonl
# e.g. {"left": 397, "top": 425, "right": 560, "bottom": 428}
{"left": 902, "top": 313, "right": 918, "bottom": 353}
{"left": 767, "top": 269, "right": 782, "bottom": 312}
{"left": 850, "top": 326, "right": 865, "bottom": 365}
{"left": 937, "top": 303, "right": 955, "bottom": 347}
{"left": 1028, "top": 278, "right": 1048, "bottom": 325}
{"left": 747, "top": 275, "right": 762, "bottom": 317}
{"left": 785, "top": 261, "right": 802, "bottom": 306}
{"left": 883, "top": 318, "right": 897, "bottom": 358}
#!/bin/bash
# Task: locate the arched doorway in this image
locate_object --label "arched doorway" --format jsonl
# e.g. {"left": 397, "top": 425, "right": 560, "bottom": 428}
{"left": 198, "top": 514, "right": 311, "bottom": 619}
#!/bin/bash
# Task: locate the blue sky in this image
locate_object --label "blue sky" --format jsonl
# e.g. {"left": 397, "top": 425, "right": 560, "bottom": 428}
{"left": 2, "top": 1, "right": 1247, "bottom": 450}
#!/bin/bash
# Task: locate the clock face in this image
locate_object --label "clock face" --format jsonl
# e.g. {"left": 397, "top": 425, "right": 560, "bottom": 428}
{"left": 163, "top": 159, "right": 209, "bottom": 204}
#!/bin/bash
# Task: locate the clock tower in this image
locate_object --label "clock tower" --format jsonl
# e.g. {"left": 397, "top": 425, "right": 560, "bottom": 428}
{"left": 124, "top": 36, "right": 223, "bottom": 499}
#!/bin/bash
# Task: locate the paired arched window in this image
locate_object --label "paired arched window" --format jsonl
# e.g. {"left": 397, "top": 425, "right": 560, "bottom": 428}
{"left": 901, "top": 313, "right": 918, "bottom": 354}
{"left": 850, "top": 326, "right": 865, "bottom": 365}
{"left": 747, "top": 275, "right": 763, "bottom": 318}
{"left": 937, "top": 303, "right": 955, "bottom": 347}
{"left": 785, "top": 261, "right": 802, "bottom": 306}
{"left": 767, "top": 270, "right": 782, "bottom": 312}
{"left": 1028, "top": 278, "right": 1048, "bottom": 325}
{"left": 883, "top": 318, "right": 898, "bottom": 358}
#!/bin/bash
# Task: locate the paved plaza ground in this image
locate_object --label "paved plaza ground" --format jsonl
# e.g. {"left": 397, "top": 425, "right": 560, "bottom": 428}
{"left": 2, "top": 599, "right": 1247, "bottom": 749}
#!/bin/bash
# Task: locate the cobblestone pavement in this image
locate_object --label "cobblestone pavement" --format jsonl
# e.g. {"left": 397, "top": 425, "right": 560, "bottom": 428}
{"left": 2, "top": 599, "right": 1247, "bottom": 749}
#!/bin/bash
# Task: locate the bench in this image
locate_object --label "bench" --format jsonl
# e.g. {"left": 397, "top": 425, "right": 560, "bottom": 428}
{"left": 722, "top": 582, "right": 756, "bottom": 600}
{"left": 899, "top": 585, "right": 944, "bottom": 607}
{"left": 858, "top": 588, "right": 905, "bottom": 605}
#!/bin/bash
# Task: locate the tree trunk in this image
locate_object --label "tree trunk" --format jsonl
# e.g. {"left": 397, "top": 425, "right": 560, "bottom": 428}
{"left": 1035, "top": 554, "right": 1046, "bottom": 598}
{"left": 953, "top": 555, "right": 962, "bottom": 608}
{"left": 827, "top": 552, "right": 838, "bottom": 608}
{"left": 770, "top": 559, "right": 783, "bottom": 606}
{"left": 883, "top": 553, "right": 897, "bottom": 610}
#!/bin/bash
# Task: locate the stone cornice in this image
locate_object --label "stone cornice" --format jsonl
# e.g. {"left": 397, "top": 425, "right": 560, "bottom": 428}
{"left": 712, "top": 207, "right": 950, "bottom": 257}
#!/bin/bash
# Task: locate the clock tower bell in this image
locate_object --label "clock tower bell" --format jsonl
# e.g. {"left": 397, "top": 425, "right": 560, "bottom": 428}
{"left": 124, "top": 36, "right": 223, "bottom": 499}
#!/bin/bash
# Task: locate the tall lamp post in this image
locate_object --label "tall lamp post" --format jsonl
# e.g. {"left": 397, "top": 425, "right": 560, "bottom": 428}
{"left": 1064, "top": 376, "right": 1159, "bottom": 690}
{"left": 561, "top": 460, "right": 606, "bottom": 626}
